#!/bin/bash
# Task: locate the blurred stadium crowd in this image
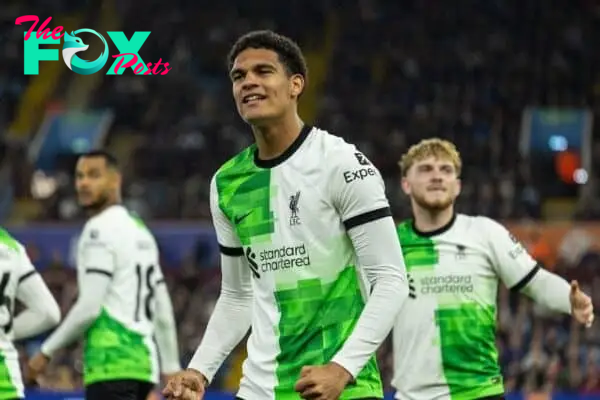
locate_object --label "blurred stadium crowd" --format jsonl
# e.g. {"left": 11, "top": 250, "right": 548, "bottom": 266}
{"left": 2, "top": 0, "right": 600, "bottom": 397}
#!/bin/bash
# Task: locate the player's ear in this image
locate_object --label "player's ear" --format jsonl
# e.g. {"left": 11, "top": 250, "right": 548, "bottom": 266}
{"left": 109, "top": 169, "right": 122, "bottom": 189}
{"left": 289, "top": 74, "right": 304, "bottom": 99}
{"left": 401, "top": 176, "right": 411, "bottom": 195}
{"left": 455, "top": 178, "right": 462, "bottom": 197}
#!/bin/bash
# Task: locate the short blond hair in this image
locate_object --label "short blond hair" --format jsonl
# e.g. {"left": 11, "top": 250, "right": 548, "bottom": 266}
{"left": 399, "top": 138, "right": 462, "bottom": 177}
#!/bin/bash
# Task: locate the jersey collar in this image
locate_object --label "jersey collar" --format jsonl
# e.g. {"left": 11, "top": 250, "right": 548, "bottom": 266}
{"left": 412, "top": 213, "right": 456, "bottom": 238}
{"left": 254, "top": 125, "right": 312, "bottom": 169}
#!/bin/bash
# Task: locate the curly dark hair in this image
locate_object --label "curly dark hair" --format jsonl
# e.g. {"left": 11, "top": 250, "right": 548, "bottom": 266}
{"left": 227, "top": 30, "right": 308, "bottom": 81}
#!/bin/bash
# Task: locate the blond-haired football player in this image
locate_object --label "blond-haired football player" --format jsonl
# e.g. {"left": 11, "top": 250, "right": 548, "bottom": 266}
{"left": 392, "top": 138, "right": 594, "bottom": 400}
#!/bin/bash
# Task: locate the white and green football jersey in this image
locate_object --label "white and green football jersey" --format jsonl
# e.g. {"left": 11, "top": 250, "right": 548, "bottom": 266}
{"left": 392, "top": 214, "right": 539, "bottom": 400}
{"left": 212, "top": 125, "right": 390, "bottom": 399}
{"left": 78, "top": 205, "right": 164, "bottom": 385}
{"left": 0, "top": 230, "right": 38, "bottom": 399}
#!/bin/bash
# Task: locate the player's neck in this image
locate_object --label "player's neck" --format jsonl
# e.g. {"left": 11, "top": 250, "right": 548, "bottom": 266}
{"left": 252, "top": 115, "right": 303, "bottom": 160}
{"left": 412, "top": 205, "right": 455, "bottom": 235}
{"left": 87, "top": 199, "right": 120, "bottom": 218}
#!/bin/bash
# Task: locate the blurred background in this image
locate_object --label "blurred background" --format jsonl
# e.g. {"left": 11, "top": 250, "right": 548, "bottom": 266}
{"left": 1, "top": 0, "right": 600, "bottom": 399}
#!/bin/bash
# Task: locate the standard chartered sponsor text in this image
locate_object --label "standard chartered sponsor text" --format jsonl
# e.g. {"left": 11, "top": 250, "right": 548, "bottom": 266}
{"left": 420, "top": 275, "right": 474, "bottom": 294}
{"left": 258, "top": 244, "right": 310, "bottom": 272}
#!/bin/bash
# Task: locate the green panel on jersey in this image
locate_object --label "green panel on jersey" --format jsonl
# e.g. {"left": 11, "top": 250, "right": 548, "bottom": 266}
{"left": 396, "top": 222, "right": 438, "bottom": 271}
{"left": 0, "top": 229, "right": 18, "bottom": 252}
{"left": 0, "top": 354, "right": 17, "bottom": 400}
{"left": 273, "top": 266, "right": 383, "bottom": 399}
{"left": 128, "top": 212, "right": 150, "bottom": 232}
{"left": 84, "top": 309, "right": 152, "bottom": 385}
{"left": 436, "top": 304, "right": 503, "bottom": 400}
{"left": 216, "top": 146, "right": 275, "bottom": 245}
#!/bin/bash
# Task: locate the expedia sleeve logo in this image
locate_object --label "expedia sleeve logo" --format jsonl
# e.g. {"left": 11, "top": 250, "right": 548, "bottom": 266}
{"left": 354, "top": 152, "right": 371, "bottom": 166}
{"left": 244, "top": 244, "right": 311, "bottom": 278}
{"left": 343, "top": 168, "right": 377, "bottom": 183}
{"left": 342, "top": 152, "right": 378, "bottom": 184}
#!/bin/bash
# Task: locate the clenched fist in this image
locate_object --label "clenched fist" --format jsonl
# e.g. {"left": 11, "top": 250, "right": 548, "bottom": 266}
{"left": 162, "top": 369, "right": 207, "bottom": 400}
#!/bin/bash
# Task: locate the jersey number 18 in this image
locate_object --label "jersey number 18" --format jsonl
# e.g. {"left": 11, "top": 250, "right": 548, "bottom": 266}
{"left": 134, "top": 264, "right": 156, "bottom": 322}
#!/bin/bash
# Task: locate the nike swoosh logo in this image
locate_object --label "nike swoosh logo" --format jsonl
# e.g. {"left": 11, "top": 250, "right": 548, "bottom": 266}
{"left": 234, "top": 211, "right": 253, "bottom": 225}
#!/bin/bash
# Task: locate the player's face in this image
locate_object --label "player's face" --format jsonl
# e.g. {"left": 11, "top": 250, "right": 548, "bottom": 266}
{"left": 75, "top": 157, "right": 118, "bottom": 210}
{"left": 230, "top": 48, "right": 304, "bottom": 125}
{"left": 402, "top": 156, "right": 461, "bottom": 211}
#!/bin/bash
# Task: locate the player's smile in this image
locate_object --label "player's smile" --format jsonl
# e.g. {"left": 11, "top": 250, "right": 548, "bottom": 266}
{"left": 237, "top": 88, "right": 273, "bottom": 119}
{"left": 240, "top": 93, "right": 268, "bottom": 114}
{"left": 239, "top": 96, "right": 269, "bottom": 119}
{"left": 242, "top": 93, "right": 267, "bottom": 105}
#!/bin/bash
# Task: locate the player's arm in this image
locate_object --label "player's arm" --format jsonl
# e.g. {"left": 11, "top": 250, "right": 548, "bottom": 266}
{"left": 484, "top": 218, "right": 571, "bottom": 314}
{"left": 186, "top": 175, "right": 253, "bottom": 385}
{"left": 13, "top": 248, "right": 61, "bottom": 341}
{"left": 152, "top": 270, "right": 181, "bottom": 375}
{"left": 40, "top": 229, "right": 113, "bottom": 357}
{"left": 328, "top": 149, "right": 409, "bottom": 380}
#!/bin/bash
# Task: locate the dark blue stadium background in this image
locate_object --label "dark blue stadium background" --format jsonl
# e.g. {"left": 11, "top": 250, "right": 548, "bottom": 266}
{"left": 1, "top": 0, "right": 600, "bottom": 399}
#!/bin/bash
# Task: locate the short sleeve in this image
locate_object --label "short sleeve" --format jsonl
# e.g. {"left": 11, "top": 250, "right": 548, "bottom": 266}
{"left": 327, "top": 145, "right": 392, "bottom": 231}
{"left": 78, "top": 222, "right": 116, "bottom": 276}
{"left": 482, "top": 217, "right": 539, "bottom": 291}
{"left": 210, "top": 175, "right": 243, "bottom": 256}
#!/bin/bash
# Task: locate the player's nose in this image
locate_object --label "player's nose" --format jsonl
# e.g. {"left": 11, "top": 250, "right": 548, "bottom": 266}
{"left": 241, "top": 81, "right": 259, "bottom": 93}
{"left": 76, "top": 182, "right": 90, "bottom": 193}
{"left": 432, "top": 168, "right": 446, "bottom": 180}
{"left": 241, "top": 73, "right": 260, "bottom": 90}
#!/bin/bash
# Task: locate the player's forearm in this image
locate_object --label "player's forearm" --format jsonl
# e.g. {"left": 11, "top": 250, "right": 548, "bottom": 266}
{"left": 332, "top": 217, "right": 408, "bottom": 378}
{"left": 14, "top": 309, "right": 60, "bottom": 341}
{"left": 14, "top": 273, "right": 61, "bottom": 341}
{"left": 41, "top": 273, "right": 109, "bottom": 356}
{"left": 187, "top": 287, "right": 252, "bottom": 383}
{"left": 41, "top": 300, "right": 99, "bottom": 356}
{"left": 154, "top": 282, "right": 181, "bottom": 374}
{"left": 332, "top": 276, "right": 407, "bottom": 378}
{"left": 521, "top": 266, "right": 571, "bottom": 314}
{"left": 187, "top": 252, "right": 253, "bottom": 383}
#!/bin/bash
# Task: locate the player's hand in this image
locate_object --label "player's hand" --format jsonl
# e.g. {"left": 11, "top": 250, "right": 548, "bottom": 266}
{"left": 162, "top": 372, "right": 179, "bottom": 383}
{"left": 161, "top": 372, "right": 179, "bottom": 389}
{"left": 162, "top": 369, "right": 206, "bottom": 400}
{"left": 570, "top": 280, "right": 594, "bottom": 328}
{"left": 294, "top": 362, "right": 352, "bottom": 400}
{"left": 27, "top": 352, "right": 50, "bottom": 384}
